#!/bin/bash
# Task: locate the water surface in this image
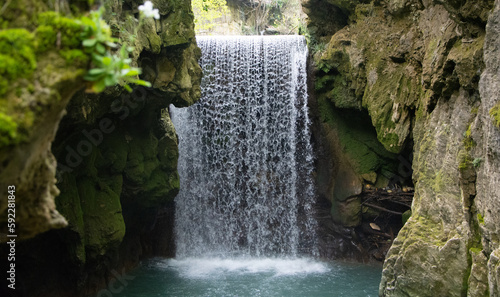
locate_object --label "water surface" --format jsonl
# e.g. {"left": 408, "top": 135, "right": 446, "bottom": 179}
{"left": 118, "top": 258, "right": 381, "bottom": 297}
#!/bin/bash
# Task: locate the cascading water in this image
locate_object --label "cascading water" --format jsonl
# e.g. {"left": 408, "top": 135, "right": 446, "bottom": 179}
{"left": 170, "top": 35, "right": 317, "bottom": 258}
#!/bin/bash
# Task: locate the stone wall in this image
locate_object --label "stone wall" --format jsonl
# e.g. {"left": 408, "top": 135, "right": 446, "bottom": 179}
{"left": 304, "top": 0, "right": 500, "bottom": 294}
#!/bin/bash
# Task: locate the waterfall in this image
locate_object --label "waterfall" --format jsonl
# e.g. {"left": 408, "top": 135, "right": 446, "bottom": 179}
{"left": 170, "top": 36, "right": 317, "bottom": 258}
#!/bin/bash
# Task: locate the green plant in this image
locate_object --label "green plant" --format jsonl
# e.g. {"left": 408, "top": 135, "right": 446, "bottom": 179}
{"left": 472, "top": 157, "right": 483, "bottom": 168}
{"left": 312, "top": 42, "right": 326, "bottom": 53}
{"left": 80, "top": 9, "right": 117, "bottom": 54}
{"left": 80, "top": 8, "right": 152, "bottom": 93}
{"left": 84, "top": 46, "right": 149, "bottom": 92}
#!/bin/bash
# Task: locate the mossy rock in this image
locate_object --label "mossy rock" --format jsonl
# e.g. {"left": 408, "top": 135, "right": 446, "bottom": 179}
{"left": 55, "top": 173, "right": 86, "bottom": 263}
{"left": 125, "top": 132, "right": 160, "bottom": 184}
{"left": 143, "top": 168, "right": 180, "bottom": 206}
{"left": 95, "top": 130, "right": 129, "bottom": 173}
{"left": 0, "top": 113, "right": 20, "bottom": 147}
{"left": 78, "top": 177, "right": 125, "bottom": 256}
{"left": 490, "top": 101, "right": 500, "bottom": 128}
{"left": 325, "top": 0, "right": 369, "bottom": 17}
{"left": 318, "top": 96, "right": 398, "bottom": 176}
{"left": 0, "top": 28, "right": 36, "bottom": 96}
{"left": 36, "top": 12, "right": 83, "bottom": 50}
{"left": 363, "top": 64, "right": 419, "bottom": 153}
{"left": 331, "top": 196, "right": 362, "bottom": 227}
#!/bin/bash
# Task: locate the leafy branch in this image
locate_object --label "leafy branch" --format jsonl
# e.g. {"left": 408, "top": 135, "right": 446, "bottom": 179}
{"left": 81, "top": 2, "right": 159, "bottom": 93}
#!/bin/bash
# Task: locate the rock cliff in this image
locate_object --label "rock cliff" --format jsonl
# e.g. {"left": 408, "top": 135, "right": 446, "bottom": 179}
{"left": 304, "top": 0, "right": 500, "bottom": 295}
{"left": 0, "top": 0, "right": 201, "bottom": 296}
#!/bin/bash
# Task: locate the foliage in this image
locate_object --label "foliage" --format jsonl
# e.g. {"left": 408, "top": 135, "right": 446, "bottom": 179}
{"left": 0, "top": 29, "right": 36, "bottom": 96}
{"left": 268, "top": 0, "right": 304, "bottom": 34}
{"left": 7, "top": 6, "right": 153, "bottom": 95}
{"left": 80, "top": 9, "right": 151, "bottom": 93}
{"left": 312, "top": 42, "right": 326, "bottom": 53}
{"left": 191, "top": 0, "right": 305, "bottom": 35}
{"left": 83, "top": 46, "right": 149, "bottom": 93}
{"left": 192, "top": 0, "right": 229, "bottom": 33}
{"left": 472, "top": 157, "right": 482, "bottom": 168}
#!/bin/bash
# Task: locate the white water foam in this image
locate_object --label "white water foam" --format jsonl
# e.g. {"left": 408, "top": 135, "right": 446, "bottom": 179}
{"left": 157, "top": 258, "right": 330, "bottom": 278}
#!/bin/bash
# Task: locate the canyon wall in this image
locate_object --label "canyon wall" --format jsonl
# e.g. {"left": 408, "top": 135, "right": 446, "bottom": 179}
{"left": 304, "top": 0, "right": 500, "bottom": 295}
{"left": 0, "top": 0, "right": 201, "bottom": 296}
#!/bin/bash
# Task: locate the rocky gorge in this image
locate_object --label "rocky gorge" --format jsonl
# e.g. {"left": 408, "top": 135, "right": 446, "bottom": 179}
{"left": 304, "top": 0, "right": 500, "bottom": 295}
{"left": 0, "top": 0, "right": 499, "bottom": 296}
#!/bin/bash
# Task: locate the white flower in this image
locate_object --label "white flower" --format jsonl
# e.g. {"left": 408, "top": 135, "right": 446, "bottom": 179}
{"left": 139, "top": 1, "right": 160, "bottom": 20}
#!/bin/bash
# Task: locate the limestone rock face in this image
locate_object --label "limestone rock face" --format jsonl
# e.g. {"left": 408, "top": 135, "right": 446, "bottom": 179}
{"left": 305, "top": 0, "right": 500, "bottom": 294}
{"left": 477, "top": 1, "right": 500, "bottom": 294}
{"left": 381, "top": 91, "right": 474, "bottom": 296}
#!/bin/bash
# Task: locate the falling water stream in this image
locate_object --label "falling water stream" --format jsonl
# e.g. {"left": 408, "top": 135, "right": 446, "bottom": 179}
{"left": 172, "top": 35, "right": 316, "bottom": 258}
{"left": 117, "top": 36, "right": 381, "bottom": 297}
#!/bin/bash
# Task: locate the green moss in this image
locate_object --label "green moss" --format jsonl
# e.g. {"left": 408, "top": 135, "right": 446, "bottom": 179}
{"left": 315, "top": 75, "right": 336, "bottom": 91}
{"left": 317, "top": 96, "right": 398, "bottom": 176}
{"left": 0, "top": 112, "right": 19, "bottom": 146}
{"left": 328, "top": 75, "right": 361, "bottom": 109}
{"left": 55, "top": 174, "right": 86, "bottom": 263}
{"left": 37, "top": 12, "right": 83, "bottom": 50}
{"left": 34, "top": 25, "right": 57, "bottom": 52}
{"left": 490, "top": 102, "right": 500, "bottom": 128}
{"left": 477, "top": 213, "right": 485, "bottom": 225}
{"left": 432, "top": 171, "right": 446, "bottom": 192}
{"left": 465, "top": 124, "right": 472, "bottom": 138}
{"left": 143, "top": 168, "right": 180, "bottom": 205}
{"left": 96, "top": 131, "right": 129, "bottom": 173}
{"left": 350, "top": 3, "right": 373, "bottom": 22}
{"left": 459, "top": 150, "right": 473, "bottom": 170}
{"left": 60, "top": 49, "right": 89, "bottom": 66}
{"left": 469, "top": 247, "right": 482, "bottom": 255}
{"left": 406, "top": 215, "right": 448, "bottom": 247}
{"left": 458, "top": 122, "right": 477, "bottom": 170}
{"left": 0, "top": 28, "right": 36, "bottom": 96}
{"left": 78, "top": 177, "right": 125, "bottom": 256}
{"left": 378, "top": 132, "right": 400, "bottom": 153}
{"left": 124, "top": 131, "right": 162, "bottom": 184}
{"left": 158, "top": 134, "right": 179, "bottom": 171}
